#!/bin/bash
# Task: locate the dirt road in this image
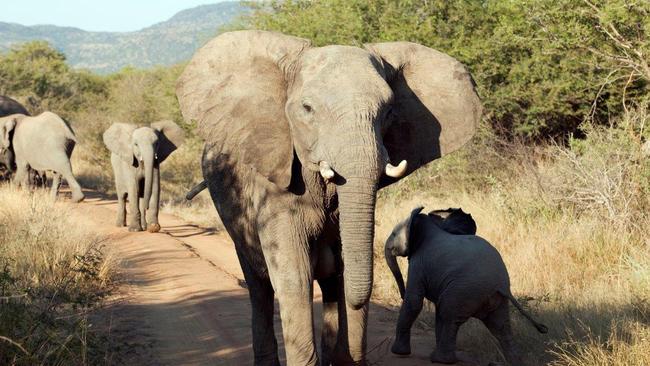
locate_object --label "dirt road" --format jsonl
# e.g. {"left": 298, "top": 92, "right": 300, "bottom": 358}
{"left": 72, "top": 191, "right": 475, "bottom": 366}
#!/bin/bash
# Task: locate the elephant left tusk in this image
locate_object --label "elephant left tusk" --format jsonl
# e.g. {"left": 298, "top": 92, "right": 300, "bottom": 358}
{"left": 319, "top": 161, "right": 335, "bottom": 181}
{"left": 385, "top": 160, "right": 408, "bottom": 178}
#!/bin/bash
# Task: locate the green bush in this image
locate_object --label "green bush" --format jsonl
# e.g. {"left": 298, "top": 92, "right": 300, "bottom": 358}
{"left": 245, "top": 0, "right": 650, "bottom": 138}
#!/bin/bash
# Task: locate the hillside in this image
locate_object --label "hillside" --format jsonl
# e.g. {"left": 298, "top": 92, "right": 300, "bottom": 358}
{"left": 0, "top": 2, "right": 245, "bottom": 73}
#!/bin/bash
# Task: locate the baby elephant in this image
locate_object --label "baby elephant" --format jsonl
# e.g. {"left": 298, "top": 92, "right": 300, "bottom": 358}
{"left": 385, "top": 206, "right": 548, "bottom": 365}
{"left": 103, "top": 121, "right": 185, "bottom": 232}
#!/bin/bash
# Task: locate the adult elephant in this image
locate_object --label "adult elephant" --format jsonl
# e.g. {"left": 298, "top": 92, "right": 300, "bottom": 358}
{"left": 176, "top": 30, "right": 482, "bottom": 366}
{"left": 0, "top": 112, "right": 84, "bottom": 202}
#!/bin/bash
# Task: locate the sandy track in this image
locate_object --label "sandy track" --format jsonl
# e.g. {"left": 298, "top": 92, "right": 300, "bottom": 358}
{"left": 70, "top": 191, "right": 474, "bottom": 366}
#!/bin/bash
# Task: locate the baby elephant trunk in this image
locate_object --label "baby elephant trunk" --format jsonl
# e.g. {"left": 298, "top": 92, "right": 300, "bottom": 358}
{"left": 385, "top": 245, "right": 406, "bottom": 299}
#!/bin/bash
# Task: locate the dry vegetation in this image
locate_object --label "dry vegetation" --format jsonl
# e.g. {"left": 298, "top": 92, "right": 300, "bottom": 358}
{"left": 0, "top": 186, "right": 115, "bottom": 365}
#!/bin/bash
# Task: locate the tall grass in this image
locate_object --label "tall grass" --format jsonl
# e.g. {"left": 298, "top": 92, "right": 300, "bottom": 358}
{"left": 372, "top": 110, "right": 650, "bottom": 365}
{"left": 0, "top": 186, "right": 115, "bottom": 365}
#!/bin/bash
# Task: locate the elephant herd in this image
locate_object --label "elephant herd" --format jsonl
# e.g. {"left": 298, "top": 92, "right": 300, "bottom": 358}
{"left": 2, "top": 29, "right": 549, "bottom": 365}
{"left": 0, "top": 96, "right": 185, "bottom": 232}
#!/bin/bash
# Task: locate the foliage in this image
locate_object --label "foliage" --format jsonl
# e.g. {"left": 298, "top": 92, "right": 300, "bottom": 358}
{"left": 0, "top": 187, "right": 114, "bottom": 365}
{"left": 245, "top": 0, "right": 650, "bottom": 138}
{"left": 0, "top": 41, "right": 107, "bottom": 114}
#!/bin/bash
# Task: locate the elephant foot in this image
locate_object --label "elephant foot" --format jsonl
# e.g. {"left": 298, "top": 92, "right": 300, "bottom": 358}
{"left": 71, "top": 193, "right": 85, "bottom": 203}
{"left": 391, "top": 340, "right": 412, "bottom": 356}
{"left": 115, "top": 219, "right": 126, "bottom": 227}
{"left": 128, "top": 225, "right": 143, "bottom": 232}
{"left": 430, "top": 350, "right": 458, "bottom": 364}
{"left": 147, "top": 223, "right": 161, "bottom": 233}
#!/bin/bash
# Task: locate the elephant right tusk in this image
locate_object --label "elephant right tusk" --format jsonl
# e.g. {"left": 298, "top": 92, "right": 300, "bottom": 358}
{"left": 385, "top": 160, "right": 408, "bottom": 178}
{"left": 319, "top": 161, "right": 335, "bottom": 181}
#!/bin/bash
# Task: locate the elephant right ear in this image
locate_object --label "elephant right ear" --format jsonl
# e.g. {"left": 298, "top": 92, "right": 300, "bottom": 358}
{"left": 103, "top": 123, "right": 137, "bottom": 162}
{"left": 176, "top": 30, "right": 311, "bottom": 189}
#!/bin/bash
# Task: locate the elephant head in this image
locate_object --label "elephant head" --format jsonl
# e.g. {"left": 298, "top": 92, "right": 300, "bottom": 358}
{"left": 103, "top": 121, "right": 185, "bottom": 207}
{"left": 177, "top": 30, "right": 482, "bottom": 308}
{"left": 384, "top": 206, "right": 424, "bottom": 298}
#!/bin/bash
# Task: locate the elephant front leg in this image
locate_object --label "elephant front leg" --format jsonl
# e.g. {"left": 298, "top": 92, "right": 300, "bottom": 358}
{"left": 128, "top": 180, "right": 143, "bottom": 232}
{"left": 260, "top": 222, "right": 318, "bottom": 366}
{"left": 139, "top": 196, "right": 148, "bottom": 230}
{"left": 146, "top": 167, "right": 161, "bottom": 233}
{"left": 116, "top": 191, "right": 127, "bottom": 227}
{"left": 391, "top": 281, "right": 425, "bottom": 356}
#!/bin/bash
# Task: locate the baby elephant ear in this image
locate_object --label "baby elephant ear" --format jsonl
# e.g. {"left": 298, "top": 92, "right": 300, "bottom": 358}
{"left": 151, "top": 120, "right": 185, "bottom": 163}
{"left": 433, "top": 208, "right": 477, "bottom": 235}
{"left": 103, "top": 123, "right": 137, "bottom": 162}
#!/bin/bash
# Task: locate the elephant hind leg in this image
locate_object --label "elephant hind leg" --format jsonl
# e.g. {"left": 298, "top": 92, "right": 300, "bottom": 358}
{"left": 431, "top": 306, "right": 463, "bottom": 364}
{"left": 240, "top": 256, "right": 280, "bottom": 366}
{"left": 481, "top": 300, "right": 522, "bottom": 366}
{"left": 55, "top": 157, "right": 84, "bottom": 202}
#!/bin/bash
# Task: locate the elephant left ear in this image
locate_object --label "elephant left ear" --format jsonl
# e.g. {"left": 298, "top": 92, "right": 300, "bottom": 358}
{"left": 365, "top": 42, "right": 482, "bottom": 188}
{"left": 1, "top": 117, "right": 17, "bottom": 148}
{"left": 151, "top": 120, "right": 185, "bottom": 162}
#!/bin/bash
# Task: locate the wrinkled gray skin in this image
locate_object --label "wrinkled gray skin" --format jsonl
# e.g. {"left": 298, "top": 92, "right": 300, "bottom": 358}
{"left": 176, "top": 30, "right": 482, "bottom": 366}
{"left": 385, "top": 207, "right": 548, "bottom": 365}
{"left": 103, "top": 121, "right": 185, "bottom": 232}
{"left": 0, "top": 112, "right": 84, "bottom": 202}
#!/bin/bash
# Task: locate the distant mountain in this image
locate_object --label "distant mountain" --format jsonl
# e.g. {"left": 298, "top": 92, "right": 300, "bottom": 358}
{"left": 0, "top": 2, "right": 246, "bottom": 74}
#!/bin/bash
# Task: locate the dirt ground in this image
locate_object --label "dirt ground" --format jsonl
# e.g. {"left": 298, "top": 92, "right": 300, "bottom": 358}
{"left": 71, "top": 191, "right": 478, "bottom": 366}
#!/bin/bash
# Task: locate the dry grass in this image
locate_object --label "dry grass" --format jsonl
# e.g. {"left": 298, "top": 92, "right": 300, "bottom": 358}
{"left": 0, "top": 185, "right": 115, "bottom": 365}
{"left": 372, "top": 113, "right": 650, "bottom": 365}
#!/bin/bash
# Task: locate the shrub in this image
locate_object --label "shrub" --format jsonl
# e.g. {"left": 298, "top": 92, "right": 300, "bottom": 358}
{"left": 0, "top": 186, "right": 114, "bottom": 365}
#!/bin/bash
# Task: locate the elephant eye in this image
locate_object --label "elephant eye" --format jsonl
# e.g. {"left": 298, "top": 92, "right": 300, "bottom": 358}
{"left": 302, "top": 103, "right": 313, "bottom": 113}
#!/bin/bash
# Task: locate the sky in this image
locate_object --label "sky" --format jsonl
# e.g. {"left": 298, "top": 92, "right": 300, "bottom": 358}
{"left": 0, "top": 0, "right": 228, "bottom": 32}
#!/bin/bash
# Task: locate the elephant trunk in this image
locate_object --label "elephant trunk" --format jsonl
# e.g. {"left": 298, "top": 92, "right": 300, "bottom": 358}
{"left": 142, "top": 146, "right": 155, "bottom": 210}
{"left": 338, "top": 177, "right": 377, "bottom": 309}
{"left": 335, "top": 123, "right": 381, "bottom": 309}
{"left": 384, "top": 245, "right": 405, "bottom": 299}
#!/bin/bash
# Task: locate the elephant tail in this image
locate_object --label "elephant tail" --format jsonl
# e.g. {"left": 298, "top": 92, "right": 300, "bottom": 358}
{"left": 499, "top": 290, "right": 548, "bottom": 334}
{"left": 186, "top": 180, "right": 208, "bottom": 200}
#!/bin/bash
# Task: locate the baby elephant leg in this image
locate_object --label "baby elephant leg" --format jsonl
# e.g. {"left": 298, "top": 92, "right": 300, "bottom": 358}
{"left": 431, "top": 306, "right": 463, "bottom": 364}
{"left": 481, "top": 300, "right": 522, "bottom": 366}
{"left": 391, "top": 290, "right": 424, "bottom": 355}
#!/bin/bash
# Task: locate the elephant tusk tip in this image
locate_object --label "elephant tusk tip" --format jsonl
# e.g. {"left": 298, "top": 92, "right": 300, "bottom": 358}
{"left": 386, "top": 160, "right": 408, "bottom": 178}
{"left": 319, "top": 161, "right": 335, "bottom": 181}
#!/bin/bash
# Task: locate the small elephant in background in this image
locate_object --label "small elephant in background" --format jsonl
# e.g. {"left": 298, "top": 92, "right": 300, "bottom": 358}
{"left": 0, "top": 112, "right": 84, "bottom": 202}
{"left": 103, "top": 121, "right": 185, "bottom": 232}
{"left": 0, "top": 96, "right": 45, "bottom": 185}
{"left": 385, "top": 206, "right": 548, "bottom": 365}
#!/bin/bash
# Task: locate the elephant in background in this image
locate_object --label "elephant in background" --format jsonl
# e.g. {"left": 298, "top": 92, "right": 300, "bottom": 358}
{"left": 385, "top": 207, "right": 548, "bottom": 365}
{"left": 176, "top": 30, "right": 481, "bottom": 365}
{"left": 103, "top": 121, "right": 185, "bottom": 232}
{"left": 0, "top": 96, "right": 28, "bottom": 179}
{"left": 0, "top": 112, "right": 84, "bottom": 202}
